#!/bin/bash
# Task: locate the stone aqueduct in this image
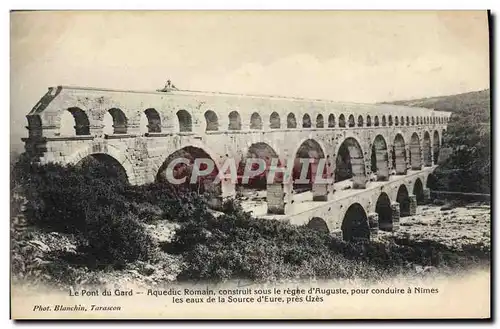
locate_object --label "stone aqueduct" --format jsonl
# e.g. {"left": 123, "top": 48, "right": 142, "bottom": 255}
{"left": 23, "top": 86, "right": 452, "bottom": 240}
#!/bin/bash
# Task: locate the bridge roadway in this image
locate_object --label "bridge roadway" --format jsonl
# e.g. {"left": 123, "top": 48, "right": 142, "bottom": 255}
{"left": 240, "top": 167, "right": 434, "bottom": 240}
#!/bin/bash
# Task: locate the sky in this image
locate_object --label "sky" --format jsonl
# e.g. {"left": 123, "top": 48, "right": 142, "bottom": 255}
{"left": 10, "top": 11, "right": 490, "bottom": 150}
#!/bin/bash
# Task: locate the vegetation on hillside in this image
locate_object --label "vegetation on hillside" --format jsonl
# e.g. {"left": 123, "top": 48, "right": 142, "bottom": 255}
{"left": 389, "top": 89, "right": 491, "bottom": 194}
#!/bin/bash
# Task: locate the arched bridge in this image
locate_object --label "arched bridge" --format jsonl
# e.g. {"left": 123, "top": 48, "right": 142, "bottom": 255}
{"left": 23, "top": 86, "right": 452, "bottom": 241}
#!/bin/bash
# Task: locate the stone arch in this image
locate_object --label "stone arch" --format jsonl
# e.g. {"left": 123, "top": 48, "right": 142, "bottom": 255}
{"left": 67, "top": 144, "right": 136, "bottom": 184}
{"left": 382, "top": 115, "right": 387, "bottom": 126}
{"left": 204, "top": 110, "right": 219, "bottom": 131}
{"left": 366, "top": 115, "right": 372, "bottom": 127}
{"left": 416, "top": 117, "right": 420, "bottom": 125}
{"left": 177, "top": 109, "right": 192, "bottom": 132}
{"left": 376, "top": 192, "right": 393, "bottom": 231}
{"left": 396, "top": 184, "right": 411, "bottom": 217}
{"left": 395, "top": 116, "right": 399, "bottom": 126}
{"left": 270, "top": 112, "right": 281, "bottom": 129}
{"left": 144, "top": 108, "right": 162, "bottom": 133}
{"left": 348, "top": 114, "right": 355, "bottom": 127}
{"left": 374, "top": 115, "right": 379, "bottom": 126}
{"left": 307, "top": 217, "right": 329, "bottom": 233}
{"left": 423, "top": 131, "right": 432, "bottom": 166}
{"left": 433, "top": 130, "right": 440, "bottom": 165}
{"left": 335, "top": 137, "right": 367, "bottom": 188}
{"left": 409, "top": 133, "right": 422, "bottom": 170}
{"left": 156, "top": 146, "right": 220, "bottom": 195}
{"left": 413, "top": 178, "right": 424, "bottom": 205}
{"left": 357, "top": 115, "right": 363, "bottom": 127}
{"left": 76, "top": 153, "right": 129, "bottom": 184}
{"left": 341, "top": 203, "right": 370, "bottom": 242}
{"left": 316, "top": 114, "right": 324, "bottom": 128}
{"left": 59, "top": 107, "right": 90, "bottom": 136}
{"left": 292, "top": 138, "right": 326, "bottom": 193}
{"left": 371, "top": 134, "right": 389, "bottom": 181}
{"left": 392, "top": 133, "right": 407, "bottom": 174}
{"left": 107, "top": 108, "right": 128, "bottom": 134}
{"left": 250, "top": 112, "right": 263, "bottom": 130}
{"left": 388, "top": 115, "right": 393, "bottom": 126}
{"left": 339, "top": 114, "right": 346, "bottom": 128}
{"left": 411, "top": 116, "right": 415, "bottom": 125}
{"left": 238, "top": 142, "right": 279, "bottom": 190}
{"left": 400, "top": 116, "right": 404, "bottom": 126}
{"left": 406, "top": 116, "right": 409, "bottom": 126}
{"left": 302, "top": 113, "right": 312, "bottom": 128}
{"left": 228, "top": 111, "right": 242, "bottom": 130}
{"left": 328, "top": 114, "right": 335, "bottom": 128}
{"left": 287, "top": 113, "right": 297, "bottom": 128}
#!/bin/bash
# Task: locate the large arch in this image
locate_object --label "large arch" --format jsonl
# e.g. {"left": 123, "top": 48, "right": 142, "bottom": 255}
{"left": 270, "top": 112, "right": 281, "bottom": 129}
{"left": 156, "top": 146, "right": 220, "bottom": 195}
{"left": 392, "top": 134, "right": 407, "bottom": 175}
{"left": 302, "top": 114, "right": 312, "bottom": 128}
{"left": 107, "top": 108, "right": 128, "bottom": 134}
{"left": 251, "top": 112, "right": 263, "bottom": 130}
{"left": 335, "top": 137, "right": 367, "bottom": 188}
{"left": 204, "top": 110, "right": 219, "bottom": 131}
{"left": 371, "top": 134, "right": 389, "bottom": 181}
{"left": 228, "top": 111, "right": 242, "bottom": 130}
{"left": 423, "top": 131, "right": 432, "bottom": 166}
{"left": 316, "top": 114, "right": 324, "bottom": 128}
{"left": 238, "top": 142, "right": 279, "bottom": 190}
{"left": 59, "top": 107, "right": 90, "bottom": 136}
{"left": 293, "top": 139, "right": 326, "bottom": 193}
{"left": 396, "top": 184, "right": 410, "bottom": 217}
{"left": 177, "top": 110, "right": 192, "bottom": 132}
{"left": 341, "top": 203, "right": 370, "bottom": 242}
{"left": 410, "top": 132, "right": 422, "bottom": 170}
{"left": 144, "top": 108, "right": 162, "bottom": 133}
{"left": 307, "top": 217, "right": 329, "bottom": 233}
{"left": 413, "top": 178, "right": 424, "bottom": 205}
{"left": 287, "top": 113, "right": 297, "bottom": 128}
{"left": 76, "top": 153, "right": 129, "bottom": 184}
{"left": 376, "top": 192, "right": 393, "bottom": 231}
{"left": 433, "top": 131, "right": 440, "bottom": 165}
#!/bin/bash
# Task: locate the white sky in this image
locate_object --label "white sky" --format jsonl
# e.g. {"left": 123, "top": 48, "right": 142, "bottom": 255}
{"left": 10, "top": 11, "right": 490, "bottom": 150}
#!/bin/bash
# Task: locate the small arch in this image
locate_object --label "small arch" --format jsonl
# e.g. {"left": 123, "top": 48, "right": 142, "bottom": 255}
{"left": 413, "top": 178, "right": 424, "bottom": 205}
{"left": 411, "top": 116, "right": 415, "bottom": 125}
{"left": 177, "top": 110, "right": 192, "bottom": 132}
{"left": 406, "top": 116, "right": 409, "bottom": 126}
{"left": 204, "top": 110, "right": 219, "bottom": 131}
{"left": 348, "top": 115, "right": 355, "bottom": 127}
{"left": 108, "top": 108, "right": 128, "bottom": 134}
{"left": 366, "top": 115, "right": 372, "bottom": 127}
{"left": 382, "top": 115, "right": 387, "bottom": 126}
{"left": 287, "top": 113, "right": 297, "bottom": 128}
{"left": 250, "top": 112, "right": 263, "bottom": 130}
{"left": 395, "top": 116, "right": 399, "bottom": 126}
{"left": 302, "top": 114, "right": 312, "bottom": 128}
{"left": 400, "top": 116, "right": 405, "bottom": 126}
{"left": 388, "top": 115, "right": 393, "bottom": 126}
{"left": 328, "top": 114, "right": 335, "bottom": 128}
{"left": 270, "top": 112, "right": 281, "bottom": 129}
{"left": 374, "top": 116, "right": 379, "bottom": 126}
{"left": 60, "top": 107, "right": 90, "bottom": 136}
{"left": 307, "top": 217, "right": 329, "bottom": 233}
{"left": 339, "top": 114, "right": 346, "bottom": 128}
{"left": 341, "top": 203, "right": 370, "bottom": 242}
{"left": 376, "top": 192, "right": 393, "bottom": 231}
{"left": 316, "top": 114, "right": 324, "bottom": 128}
{"left": 145, "top": 108, "right": 162, "bottom": 133}
{"left": 357, "top": 115, "right": 364, "bottom": 127}
{"left": 228, "top": 111, "right": 242, "bottom": 130}
{"left": 396, "top": 184, "right": 411, "bottom": 217}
